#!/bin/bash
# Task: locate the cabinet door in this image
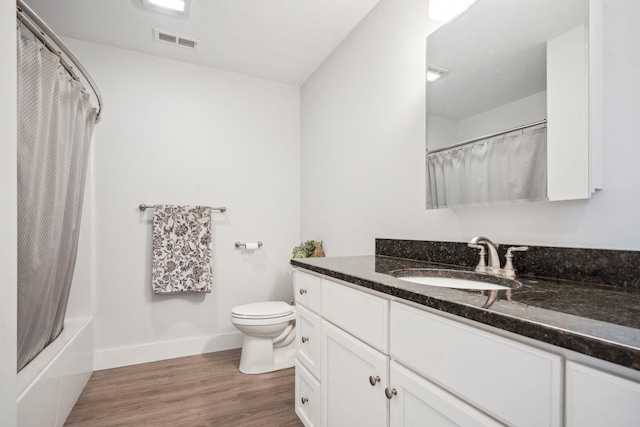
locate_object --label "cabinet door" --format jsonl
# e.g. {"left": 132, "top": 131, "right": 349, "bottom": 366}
{"left": 321, "top": 320, "right": 389, "bottom": 427}
{"left": 566, "top": 361, "right": 640, "bottom": 427}
{"left": 297, "top": 304, "right": 321, "bottom": 379}
{"left": 388, "top": 361, "right": 503, "bottom": 427}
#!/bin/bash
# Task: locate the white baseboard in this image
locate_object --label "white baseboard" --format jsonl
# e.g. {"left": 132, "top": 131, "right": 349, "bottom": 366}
{"left": 94, "top": 331, "right": 244, "bottom": 371}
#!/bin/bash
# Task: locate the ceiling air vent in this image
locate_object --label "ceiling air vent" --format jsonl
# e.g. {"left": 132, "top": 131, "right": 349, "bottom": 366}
{"left": 153, "top": 29, "right": 198, "bottom": 49}
{"left": 177, "top": 38, "right": 197, "bottom": 49}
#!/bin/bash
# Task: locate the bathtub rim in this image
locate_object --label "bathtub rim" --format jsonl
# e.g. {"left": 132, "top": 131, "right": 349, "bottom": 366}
{"left": 17, "top": 317, "right": 93, "bottom": 398}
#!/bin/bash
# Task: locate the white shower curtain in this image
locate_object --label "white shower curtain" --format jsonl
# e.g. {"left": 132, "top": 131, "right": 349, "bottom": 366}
{"left": 16, "top": 28, "right": 97, "bottom": 371}
{"left": 426, "top": 125, "right": 547, "bottom": 209}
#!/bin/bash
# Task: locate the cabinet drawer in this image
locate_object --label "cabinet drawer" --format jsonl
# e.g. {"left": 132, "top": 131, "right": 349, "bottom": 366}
{"left": 390, "top": 302, "right": 562, "bottom": 427}
{"left": 322, "top": 279, "right": 389, "bottom": 353}
{"left": 296, "top": 361, "right": 321, "bottom": 427}
{"left": 297, "top": 304, "right": 322, "bottom": 379}
{"left": 294, "top": 271, "right": 322, "bottom": 314}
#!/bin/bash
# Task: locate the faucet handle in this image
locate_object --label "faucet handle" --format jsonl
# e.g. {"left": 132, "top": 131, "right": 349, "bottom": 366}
{"left": 468, "top": 243, "right": 487, "bottom": 273}
{"left": 507, "top": 246, "right": 529, "bottom": 254}
{"left": 503, "top": 246, "right": 529, "bottom": 278}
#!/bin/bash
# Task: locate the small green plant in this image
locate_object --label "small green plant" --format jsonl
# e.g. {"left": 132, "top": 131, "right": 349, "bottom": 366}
{"left": 292, "top": 240, "right": 323, "bottom": 258}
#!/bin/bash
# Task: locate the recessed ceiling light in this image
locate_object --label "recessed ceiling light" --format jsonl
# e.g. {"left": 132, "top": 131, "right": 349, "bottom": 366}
{"left": 427, "top": 65, "right": 449, "bottom": 82}
{"left": 142, "top": 0, "right": 189, "bottom": 17}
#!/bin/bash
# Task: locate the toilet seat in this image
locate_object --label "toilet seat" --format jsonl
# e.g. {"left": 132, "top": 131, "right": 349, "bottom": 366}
{"left": 231, "top": 301, "right": 294, "bottom": 320}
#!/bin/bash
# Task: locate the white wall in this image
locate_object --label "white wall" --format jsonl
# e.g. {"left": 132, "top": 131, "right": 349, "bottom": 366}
{"left": 0, "top": 0, "right": 17, "bottom": 423}
{"left": 457, "top": 91, "right": 547, "bottom": 141}
{"left": 64, "top": 39, "right": 301, "bottom": 369}
{"left": 301, "top": 0, "right": 640, "bottom": 253}
{"left": 426, "top": 114, "right": 457, "bottom": 151}
{"left": 427, "top": 91, "right": 547, "bottom": 151}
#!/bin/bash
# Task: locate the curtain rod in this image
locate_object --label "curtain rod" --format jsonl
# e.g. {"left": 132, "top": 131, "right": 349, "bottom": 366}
{"left": 428, "top": 119, "right": 547, "bottom": 155}
{"left": 16, "top": 0, "right": 103, "bottom": 123}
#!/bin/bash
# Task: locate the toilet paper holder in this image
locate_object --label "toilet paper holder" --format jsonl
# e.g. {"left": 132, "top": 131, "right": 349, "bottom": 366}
{"left": 235, "top": 241, "right": 263, "bottom": 249}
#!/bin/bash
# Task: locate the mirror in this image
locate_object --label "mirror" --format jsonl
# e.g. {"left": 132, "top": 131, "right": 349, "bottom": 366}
{"left": 426, "top": 0, "right": 594, "bottom": 209}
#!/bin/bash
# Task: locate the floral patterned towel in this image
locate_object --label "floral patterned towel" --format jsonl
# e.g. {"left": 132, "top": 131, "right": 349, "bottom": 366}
{"left": 152, "top": 205, "right": 212, "bottom": 294}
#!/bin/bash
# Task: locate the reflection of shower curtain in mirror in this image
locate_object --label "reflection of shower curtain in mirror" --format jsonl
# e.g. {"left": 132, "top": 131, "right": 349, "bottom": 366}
{"left": 16, "top": 28, "right": 96, "bottom": 371}
{"left": 427, "top": 125, "right": 547, "bottom": 209}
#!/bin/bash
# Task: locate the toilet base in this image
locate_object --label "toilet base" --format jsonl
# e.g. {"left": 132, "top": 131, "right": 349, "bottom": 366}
{"left": 239, "top": 335, "right": 296, "bottom": 375}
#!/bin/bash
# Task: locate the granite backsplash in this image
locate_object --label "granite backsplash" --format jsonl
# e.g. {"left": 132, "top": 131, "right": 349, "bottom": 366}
{"left": 376, "top": 238, "right": 640, "bottom": 290}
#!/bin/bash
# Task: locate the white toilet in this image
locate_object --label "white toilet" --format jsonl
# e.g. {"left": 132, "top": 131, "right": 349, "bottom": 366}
{"left": 231, "top": 301, "right": 296, "bottom": 374}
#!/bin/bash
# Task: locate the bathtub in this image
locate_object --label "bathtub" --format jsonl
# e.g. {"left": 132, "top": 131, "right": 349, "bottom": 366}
{"left": 17, "top": 318, "right": 94, "bottom": 427}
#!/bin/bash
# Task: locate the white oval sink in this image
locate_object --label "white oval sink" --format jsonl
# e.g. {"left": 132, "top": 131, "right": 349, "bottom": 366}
{"left": 398, "top": 276, "right": 509, "bottom": 290}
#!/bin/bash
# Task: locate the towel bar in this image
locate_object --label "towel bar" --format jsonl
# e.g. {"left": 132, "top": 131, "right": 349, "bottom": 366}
{"left": 139, "top": 203, "right": 227, "bottom": 213}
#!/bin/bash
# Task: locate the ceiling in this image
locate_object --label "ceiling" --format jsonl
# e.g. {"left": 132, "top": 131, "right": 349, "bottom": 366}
{"left": 23, "top": 0, "right": 382, "bottom": 86}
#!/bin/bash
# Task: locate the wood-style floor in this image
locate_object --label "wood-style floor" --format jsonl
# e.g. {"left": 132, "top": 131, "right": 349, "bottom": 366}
{"left": 64, "top": 348, "right": 303, "bottom": 427}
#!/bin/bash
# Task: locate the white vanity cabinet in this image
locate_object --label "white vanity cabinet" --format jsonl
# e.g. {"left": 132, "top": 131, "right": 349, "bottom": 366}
{"left": 293, "top": 268, "right": 640, "bottom": 427}
{"left": 566, "top": 361, "right": 640, "bottom": 427}
{"left": 293, "top": 270, "right": 391, "bottom": 427}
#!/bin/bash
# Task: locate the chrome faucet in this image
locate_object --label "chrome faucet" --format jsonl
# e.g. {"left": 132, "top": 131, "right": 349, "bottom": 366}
{"left": 468, "top": 236, "right": 528, "bottom": 279}
{"left": 468, "top": 236, "right": 501, "bottom": 274}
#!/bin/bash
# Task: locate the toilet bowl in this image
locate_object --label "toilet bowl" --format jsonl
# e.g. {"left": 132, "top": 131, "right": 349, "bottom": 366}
{"left": 231, "top": 301, "right": 296, "bottom": 374}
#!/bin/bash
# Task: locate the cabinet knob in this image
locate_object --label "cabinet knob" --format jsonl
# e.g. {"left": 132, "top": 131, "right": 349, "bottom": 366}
{"left": 369, "top": 375, "right": 380, "bottom": 386}
{"left": 299, "top": 288, "right": 307, "bottom": 295}
{"left": 301, "top": 336, "right": 309, "bottom": 343}
{"left": 385, "top": 388, "right": 397, "bottom": 399}
{"left": 301, "top": 397, "right": 308, "bottom": 405}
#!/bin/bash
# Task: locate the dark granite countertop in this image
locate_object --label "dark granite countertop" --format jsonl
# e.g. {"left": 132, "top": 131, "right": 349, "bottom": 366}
{"left": 290, "top": 255, "right": 640, "bottom": 372}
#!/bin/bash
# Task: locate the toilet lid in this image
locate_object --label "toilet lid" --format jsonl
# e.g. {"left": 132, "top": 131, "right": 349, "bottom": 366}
{"left": 231, "top": 301, "right": 294, "bottom": 319}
